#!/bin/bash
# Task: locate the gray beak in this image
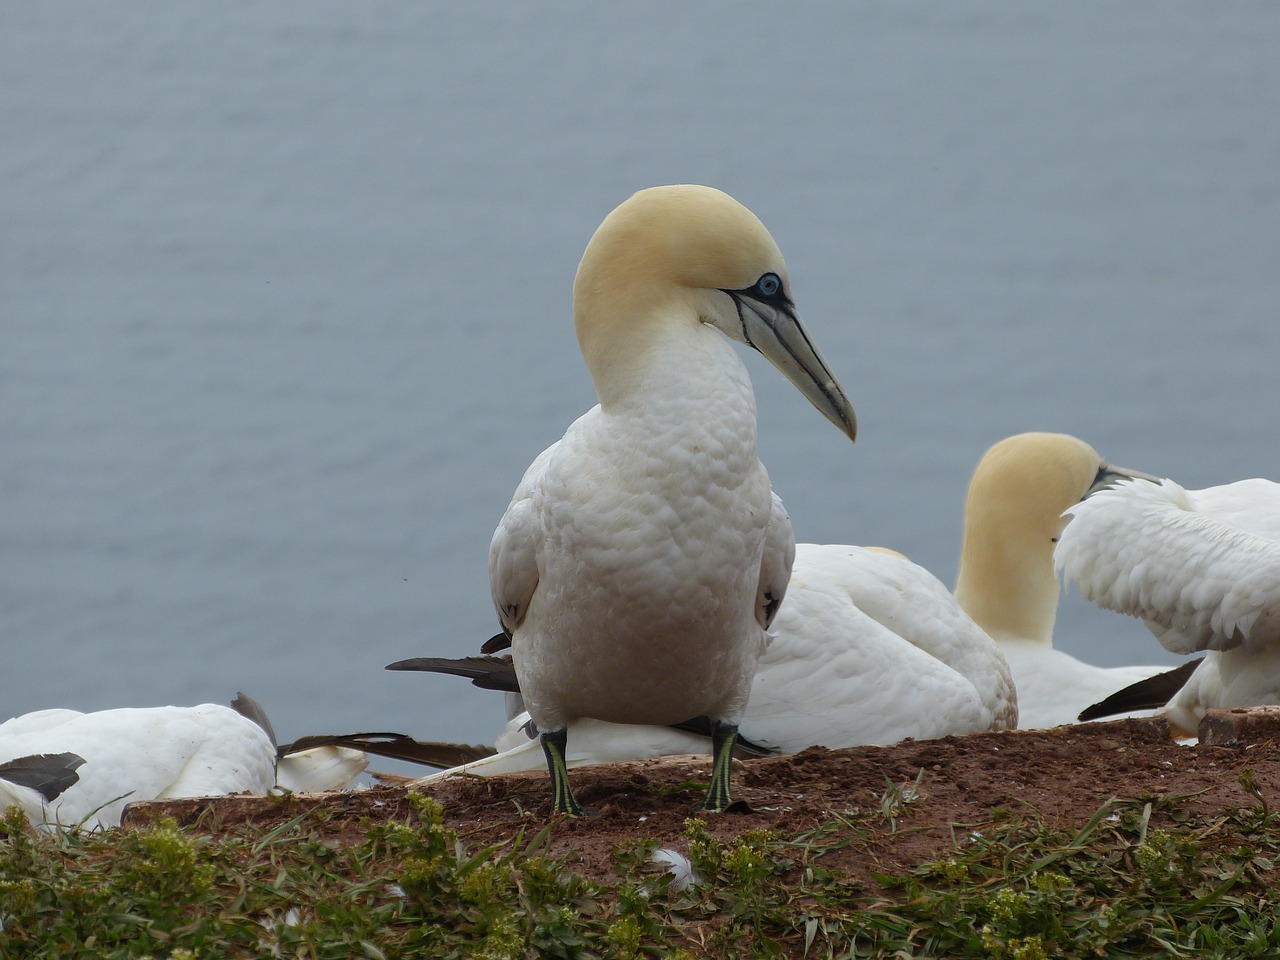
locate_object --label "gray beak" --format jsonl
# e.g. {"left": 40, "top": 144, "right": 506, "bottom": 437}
{"left": 729, "top": 293, "right": 857, "bottom": 443}
{"left": 1085, "top": 461, "right": 1161, "bottom": 498}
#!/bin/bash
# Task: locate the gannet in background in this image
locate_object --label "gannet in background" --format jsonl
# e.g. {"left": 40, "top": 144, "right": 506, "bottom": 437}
{"left": 761, "top": 543, "right": 1017, "bottom": 744}
{"left": 478, "top": 184, "right": 856, "bottom": 815}
{"left": 0, "top": 752, "right": 86, "bottom": 825}
{"left": 1057, "top": 475, "right": 1280, "bottom": 735}
{"left": 0, "top": 695, "right": 370, "bottom": 830}
{"left": 0, "top": 701, "right": 276, "bottom": 830}
{"left": 389, "top": 541, "right": 1016, "bottom": 780}
{"left": 952, "top": 432, "right": 1171, "bottom": 728}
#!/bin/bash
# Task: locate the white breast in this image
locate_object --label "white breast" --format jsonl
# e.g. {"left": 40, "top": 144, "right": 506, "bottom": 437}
{"left": 499, "top": 331, "right": 774, "bottom": 732}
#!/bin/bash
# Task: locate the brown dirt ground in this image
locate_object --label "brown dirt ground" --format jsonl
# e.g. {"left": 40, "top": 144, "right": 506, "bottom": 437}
{"left": 123, "top": 715, "right": 1280, "bottom": 892}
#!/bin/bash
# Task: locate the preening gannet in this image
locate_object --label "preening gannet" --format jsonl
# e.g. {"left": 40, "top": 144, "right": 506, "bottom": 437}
{"left": 1057, "top": 475, "right": 1280, "bottom": 734}
{"left": 953, "top": 432, "right": 1170, "bottom": 728}
{"left": 390, "top": 541, "right": 1016, "bottom": 781}
{"left": 0, "top": 695, "right": 370, "bottom": 830}
{"left": 484, "top": 185, "right": 856, "bottom": 815}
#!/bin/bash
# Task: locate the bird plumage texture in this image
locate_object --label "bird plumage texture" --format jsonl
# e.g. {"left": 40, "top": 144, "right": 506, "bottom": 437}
{"left": 1058, "top": 475, "right": 1280, "bottom": 734}
{"left": 481, "top": 185, "right": 857, "bottom": 813}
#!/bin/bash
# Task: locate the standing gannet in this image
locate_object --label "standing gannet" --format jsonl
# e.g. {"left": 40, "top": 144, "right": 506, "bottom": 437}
{"left": 481, "top": 185, "right": 856, "bottom": 815}
{"left": 952, "top": 432, "right": 1171, "bottom": 728}
{"left": 1056, "top": 475, "right": 1280, "bottom": 734}
{"left": 390, "top": 540, "right": 1016, "bottom": 781}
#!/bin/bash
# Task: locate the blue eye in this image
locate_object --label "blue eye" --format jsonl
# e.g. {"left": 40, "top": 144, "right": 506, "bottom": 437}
{"left": 754, "top": 273, "right": 782, "bottom": 298}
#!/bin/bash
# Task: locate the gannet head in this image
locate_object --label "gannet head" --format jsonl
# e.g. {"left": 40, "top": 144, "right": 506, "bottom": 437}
{"left": 956, "top": 432, "right": 1149, "bottom": 644}
{"left": 966, "top": 433, "right": 1112, "bottom": 552}
{"left": 573, "top": 184, "right": 856, "bottom": 442}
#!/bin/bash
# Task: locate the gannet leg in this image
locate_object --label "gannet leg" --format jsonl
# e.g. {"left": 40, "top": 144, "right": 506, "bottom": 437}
{"left": 699, "top": 720, "right": 739, "bottom": 813}
{"left": 539, "top": 728, "right": 583, "bottom": 817}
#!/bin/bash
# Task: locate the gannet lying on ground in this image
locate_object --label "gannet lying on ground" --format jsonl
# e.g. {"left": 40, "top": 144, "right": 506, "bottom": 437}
{"left": 389, "top": 541, "right": 1016, "bottom": 779}
{"left": 762, "top": 543, "right": 1017, "bottom": 744}
{"left": 0, "top": 751, "right": 86, "bottom": 823}
{"left": 0, "top": 694, "right": 370, "bottom": 830}
{"left": 1056, "top": 474, "right": 1280, "bottom": 734}
{"left": 952, "top": 432, "right": 1172, "bottom": 728}
{"left": 479, "top": 184, "right": 856, "bottom": 815}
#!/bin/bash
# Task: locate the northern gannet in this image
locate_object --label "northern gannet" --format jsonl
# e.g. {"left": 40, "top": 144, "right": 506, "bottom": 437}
{"left": 0, "top": 701, "right": 277, "bottom": 830}
{"left": 1056, "top": 475, "right": 1280, "bottom": 734}
{"left": 390, "top": 540, "right": 1016, "bottom": 780}
{"left": 953, "top": 432, "right": 1171, "bottom": 728}
{"left": 0, "top": 751, "right": 86, "bottom": 823}
{"left": 481, "top": 185, "right": 856, "bottom": 815}
{"left": 0, "top": 695, "right": 370, "bottom": 830}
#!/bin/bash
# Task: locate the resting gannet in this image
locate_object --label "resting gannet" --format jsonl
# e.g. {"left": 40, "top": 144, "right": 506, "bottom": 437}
{"left": 0, "top": 752, "right": 86, "bottom": 824}
{"left": 390, "top": 541, "right": 1016, "bottom": 781}
{"left": 0, "top": 695, "right": 369, "bottom": 830}
{"left": 1057, "top": 475, "right": 1280, "bottom": 734}
{"left": 953, "top": 432, "right": 1171, "bottom": 728}
{"left": 0, "top": 702, "right": 276, "bottom": 830}
{"left": 481, "top": 185, "right": 856, "bottom": 815}
{"left": 756, "top": 543, "right": 1017, "bottom": 744}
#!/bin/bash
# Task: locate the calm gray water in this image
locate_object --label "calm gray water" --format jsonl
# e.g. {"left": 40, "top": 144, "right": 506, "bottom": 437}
{"left": 4, "top": 4, "right": 1278, "bottom": 754}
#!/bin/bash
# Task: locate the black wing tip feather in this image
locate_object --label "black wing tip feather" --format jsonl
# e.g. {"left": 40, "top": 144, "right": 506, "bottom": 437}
{"left": 481, "top": 631, "right": 512, "bottom": 654}
{"left": 670, "top": 717, "right": 776, "bottom": 758}
{"left": 1077, "top": 658, "right": 1204, "bottom": 722}
{"left": 231, "top": 691, "right": 278, "bottom": 747}
{"left": 276, "top": 732, "right": 495, "bottom": 770}
{"left": 384, "top": 655, "right": 520, "bottom": 693}
{"left": 0, "top": 752, "right": 87, "bottom": 802}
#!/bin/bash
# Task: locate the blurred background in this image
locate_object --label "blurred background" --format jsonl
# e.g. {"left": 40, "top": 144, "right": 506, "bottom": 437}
{"left": 3, "top": 3, "right": 1277, "bottom": 758}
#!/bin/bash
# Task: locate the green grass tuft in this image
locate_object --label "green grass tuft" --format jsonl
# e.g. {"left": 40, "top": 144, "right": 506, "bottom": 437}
{"left": 3, "top": 793, "right": 1279, "bottom": 957}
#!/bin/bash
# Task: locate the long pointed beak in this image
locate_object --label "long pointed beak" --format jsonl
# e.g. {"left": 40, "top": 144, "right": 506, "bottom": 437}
{"left": 732, "top": 295, "right": 857, "bottom": 443}
{"left": 1086, "top": 461, "right": 1161, "bottom": 498}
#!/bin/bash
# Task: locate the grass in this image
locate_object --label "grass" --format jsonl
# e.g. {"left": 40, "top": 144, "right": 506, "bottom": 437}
{"left": 2, "top": 786, "right": 1279, "bottom": 959}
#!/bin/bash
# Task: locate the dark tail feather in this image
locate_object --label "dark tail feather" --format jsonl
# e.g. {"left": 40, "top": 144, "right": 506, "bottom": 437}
{"left": 0, "top": 752, "right": 87, "bottom": 802}
{"left": 231, "top": 691, "right": 278, "bottom": 747}
{"left": 481, "top": 631, "right": 512, "bottom": 655}
{"left": 1077, "top": 658, "right": 1204, "bottom": 721}
{"left": 387, "top": 657, "right": 777, "bottom": 758}
{"left": 276, "top": 732, "right": 495, "bottom": 769}
{"left": 669, "top": 717, "right": 776, "bottom": 758}
{"left": 385, "top": 655, "right": 520, "bottom": 693}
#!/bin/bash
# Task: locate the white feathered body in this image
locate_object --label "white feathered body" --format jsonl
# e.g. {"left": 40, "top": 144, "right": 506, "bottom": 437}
{"left": 1059, "top": 478, "right": 1280, "bottom": 653}
{"left": 275, "top": 746, "right": 369, "bottom": 794}
{"left": 1058, "top": 476, "right": 1280, "bottom": 730}
{"left": 0, "top": 704, "right": 276, "bottom": 830}
{"left": 741, "top": 544, "right": 1016, "bottom": 748}
{"left": 492, "top": 328, "right": 780, "bottom": 735}
{"left": 421, "top": 542, "right": 1014, "bottom": 783}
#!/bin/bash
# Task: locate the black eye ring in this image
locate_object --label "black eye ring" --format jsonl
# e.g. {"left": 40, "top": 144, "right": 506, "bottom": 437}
{"left": 754, "top": 273, "right": 782, "bottom": 299}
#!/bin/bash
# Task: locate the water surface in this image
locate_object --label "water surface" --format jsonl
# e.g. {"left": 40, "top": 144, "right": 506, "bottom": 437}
{"left": 3, "top": 4, "right": 1278, "bottom": 752}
